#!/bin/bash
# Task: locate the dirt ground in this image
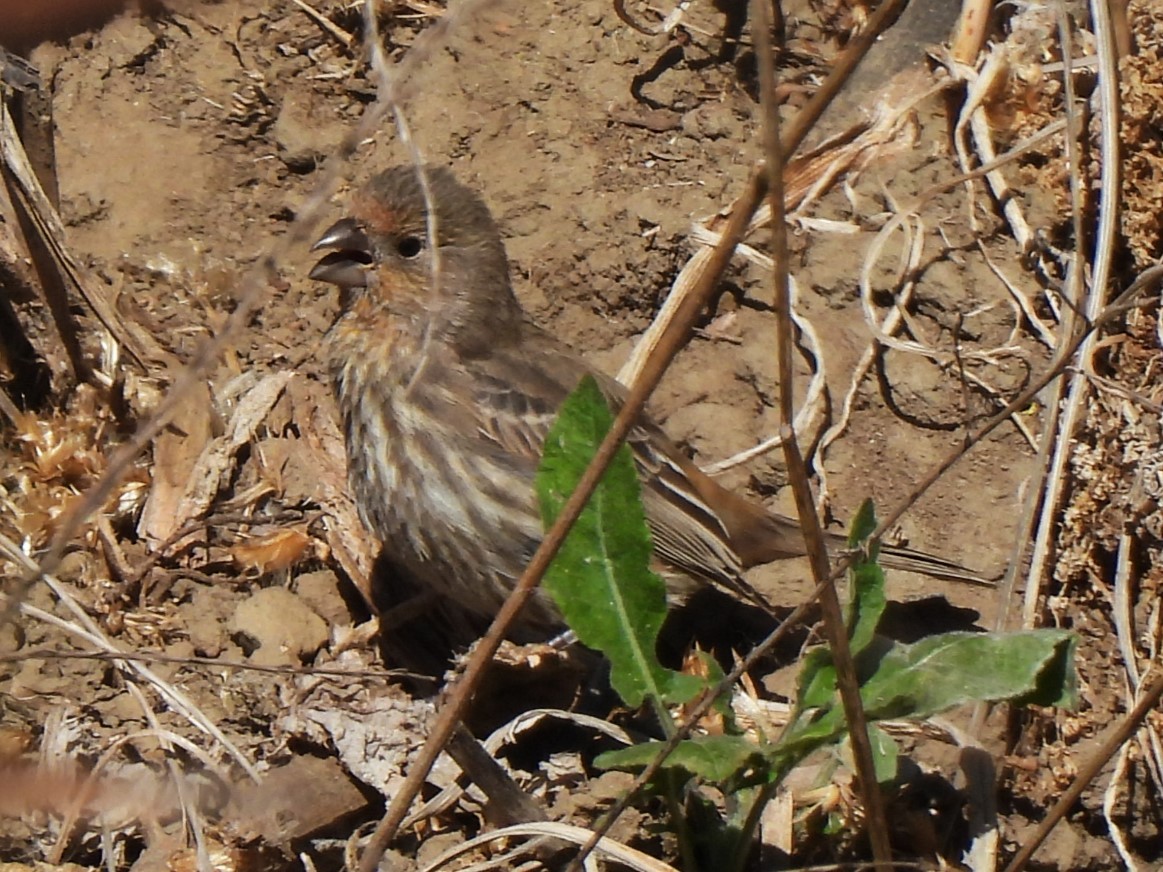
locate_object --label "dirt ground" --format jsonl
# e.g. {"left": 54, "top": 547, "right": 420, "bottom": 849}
{"left": 2, "top": 0, "right": 1161, "bottom": 869}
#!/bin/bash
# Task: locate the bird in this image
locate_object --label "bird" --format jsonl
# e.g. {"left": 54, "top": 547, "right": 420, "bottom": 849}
{"left": 309, "top": 164, "right": 986, "bottom": 634}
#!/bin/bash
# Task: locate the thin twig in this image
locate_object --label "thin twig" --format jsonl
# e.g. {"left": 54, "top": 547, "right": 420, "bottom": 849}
{"left": 1015, "top": 1, "right": 1091, "bottom": 619}
{"left": 566, "top": 1, "right": 914, "bottom": 866}
{"left": 950, "top": 0, "right": 993, "bottom": 63}
{"left": 975, "top": 6, "right": 1085, "bottom": 657}
{"left": 753, "top": 0, "right": 892, "bottom": 865}
{"left": 423, "top": 821, "right": 678, "bottom": 872}
{"left": 0, "top": 645, "right": 422, "bottom": 680}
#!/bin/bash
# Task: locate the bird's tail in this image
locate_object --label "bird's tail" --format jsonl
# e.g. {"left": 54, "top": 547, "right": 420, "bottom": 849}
{"left": 874, "top": 542, "right": 996, "bottom": 588}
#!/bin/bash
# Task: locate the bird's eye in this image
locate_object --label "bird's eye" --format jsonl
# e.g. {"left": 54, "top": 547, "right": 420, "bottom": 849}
{"left": 396, "top": 235, "right": 423, "bottom": 259}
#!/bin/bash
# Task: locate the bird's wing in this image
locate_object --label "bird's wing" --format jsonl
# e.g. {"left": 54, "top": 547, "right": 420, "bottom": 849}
{"left": 466, "top": 331, "right": 577, "bottom": 479}
{"left": 470, "top": 368, "right": 563, "bottom": 466}
{"left": 466, "top": 325, "right": 759, "bottom": 598}
{"left": 466, "top": 327, "right": 989, "bottom": 592}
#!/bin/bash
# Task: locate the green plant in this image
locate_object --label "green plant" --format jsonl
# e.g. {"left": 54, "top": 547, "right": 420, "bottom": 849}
{"left": 537, "top": 378, "right": 1076, "bottom": 868}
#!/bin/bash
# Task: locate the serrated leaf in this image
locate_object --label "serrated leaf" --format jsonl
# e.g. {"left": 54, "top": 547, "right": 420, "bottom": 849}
{"left": 858, "top": 629, "right": 1078, "bottom": 718}
{"left": 782, "top": 629, "right": 1077, "bottom": 753}
{"left": 597, "top": 735, "right": 768, "bottom": 783}
{"left": 536, "top": 376, "right": 702, "bottom": 707}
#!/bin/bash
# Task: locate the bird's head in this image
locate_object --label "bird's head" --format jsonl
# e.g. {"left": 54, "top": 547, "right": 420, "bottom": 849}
{"left": 310, "top": 165, "right": 522, "bottom": 354}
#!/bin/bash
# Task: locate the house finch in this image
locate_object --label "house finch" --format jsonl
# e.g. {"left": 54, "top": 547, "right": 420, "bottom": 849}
{"left": 310, "top": 165, "right": 984, "bottom": 633}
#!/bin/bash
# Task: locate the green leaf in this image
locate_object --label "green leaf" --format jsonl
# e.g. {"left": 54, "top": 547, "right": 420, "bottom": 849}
{"left": 847, "top": 498, "right": 878, "bottom": 548}
{"left": 857, "top": 629, "right": 1078, "bottom": 718}
{"left": 794, "top": 647, "right": 838, "bottom": 713}
{"left": 597, "top": 735, "right": 768, "bottom": 783}
{"left": 847, "top": 555, "right": 886, "bottom": 658}
{"left": 536, "top": 376, "right": 701, "bottom": 707}
{"left": 846, "top": 522, "right": 886, "bottom": 658}
{"left": 781, "top": 629, "right": 1077, "bottom": 753}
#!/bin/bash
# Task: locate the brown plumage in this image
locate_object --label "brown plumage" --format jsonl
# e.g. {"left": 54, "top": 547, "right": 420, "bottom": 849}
{"left": 310, "top": 165, "right": 985, "bottom": 632}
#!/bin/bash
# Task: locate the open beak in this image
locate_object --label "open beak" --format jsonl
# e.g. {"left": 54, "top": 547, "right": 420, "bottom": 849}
{"left": 309, "top": 217, "right": 373, "bottom": 288}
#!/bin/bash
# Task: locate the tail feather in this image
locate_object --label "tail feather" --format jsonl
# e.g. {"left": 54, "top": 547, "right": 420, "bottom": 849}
{"left": 876, "top": 544, "right": 996, "bottom": 588}
{"left": 745, "top": 510, "right": 995, "bottom": 589}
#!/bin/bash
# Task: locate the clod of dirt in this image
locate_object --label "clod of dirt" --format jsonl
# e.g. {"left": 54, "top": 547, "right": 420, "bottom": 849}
{"left": 293, "top": 569, "right": 350, "bottom": 627}
{"left": 681, "top": 101, "right": 738, "bottom": 140}
{"left": 230, "top": 587, "right": 328, "bottom": 667}
{"left": 179, "top": 584, "right": 235, "bottom": 657}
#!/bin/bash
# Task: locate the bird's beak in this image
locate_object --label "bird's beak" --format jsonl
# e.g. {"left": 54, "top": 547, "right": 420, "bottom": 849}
{"left": 309, "top": 217, "right": 373, "bottom": 288}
